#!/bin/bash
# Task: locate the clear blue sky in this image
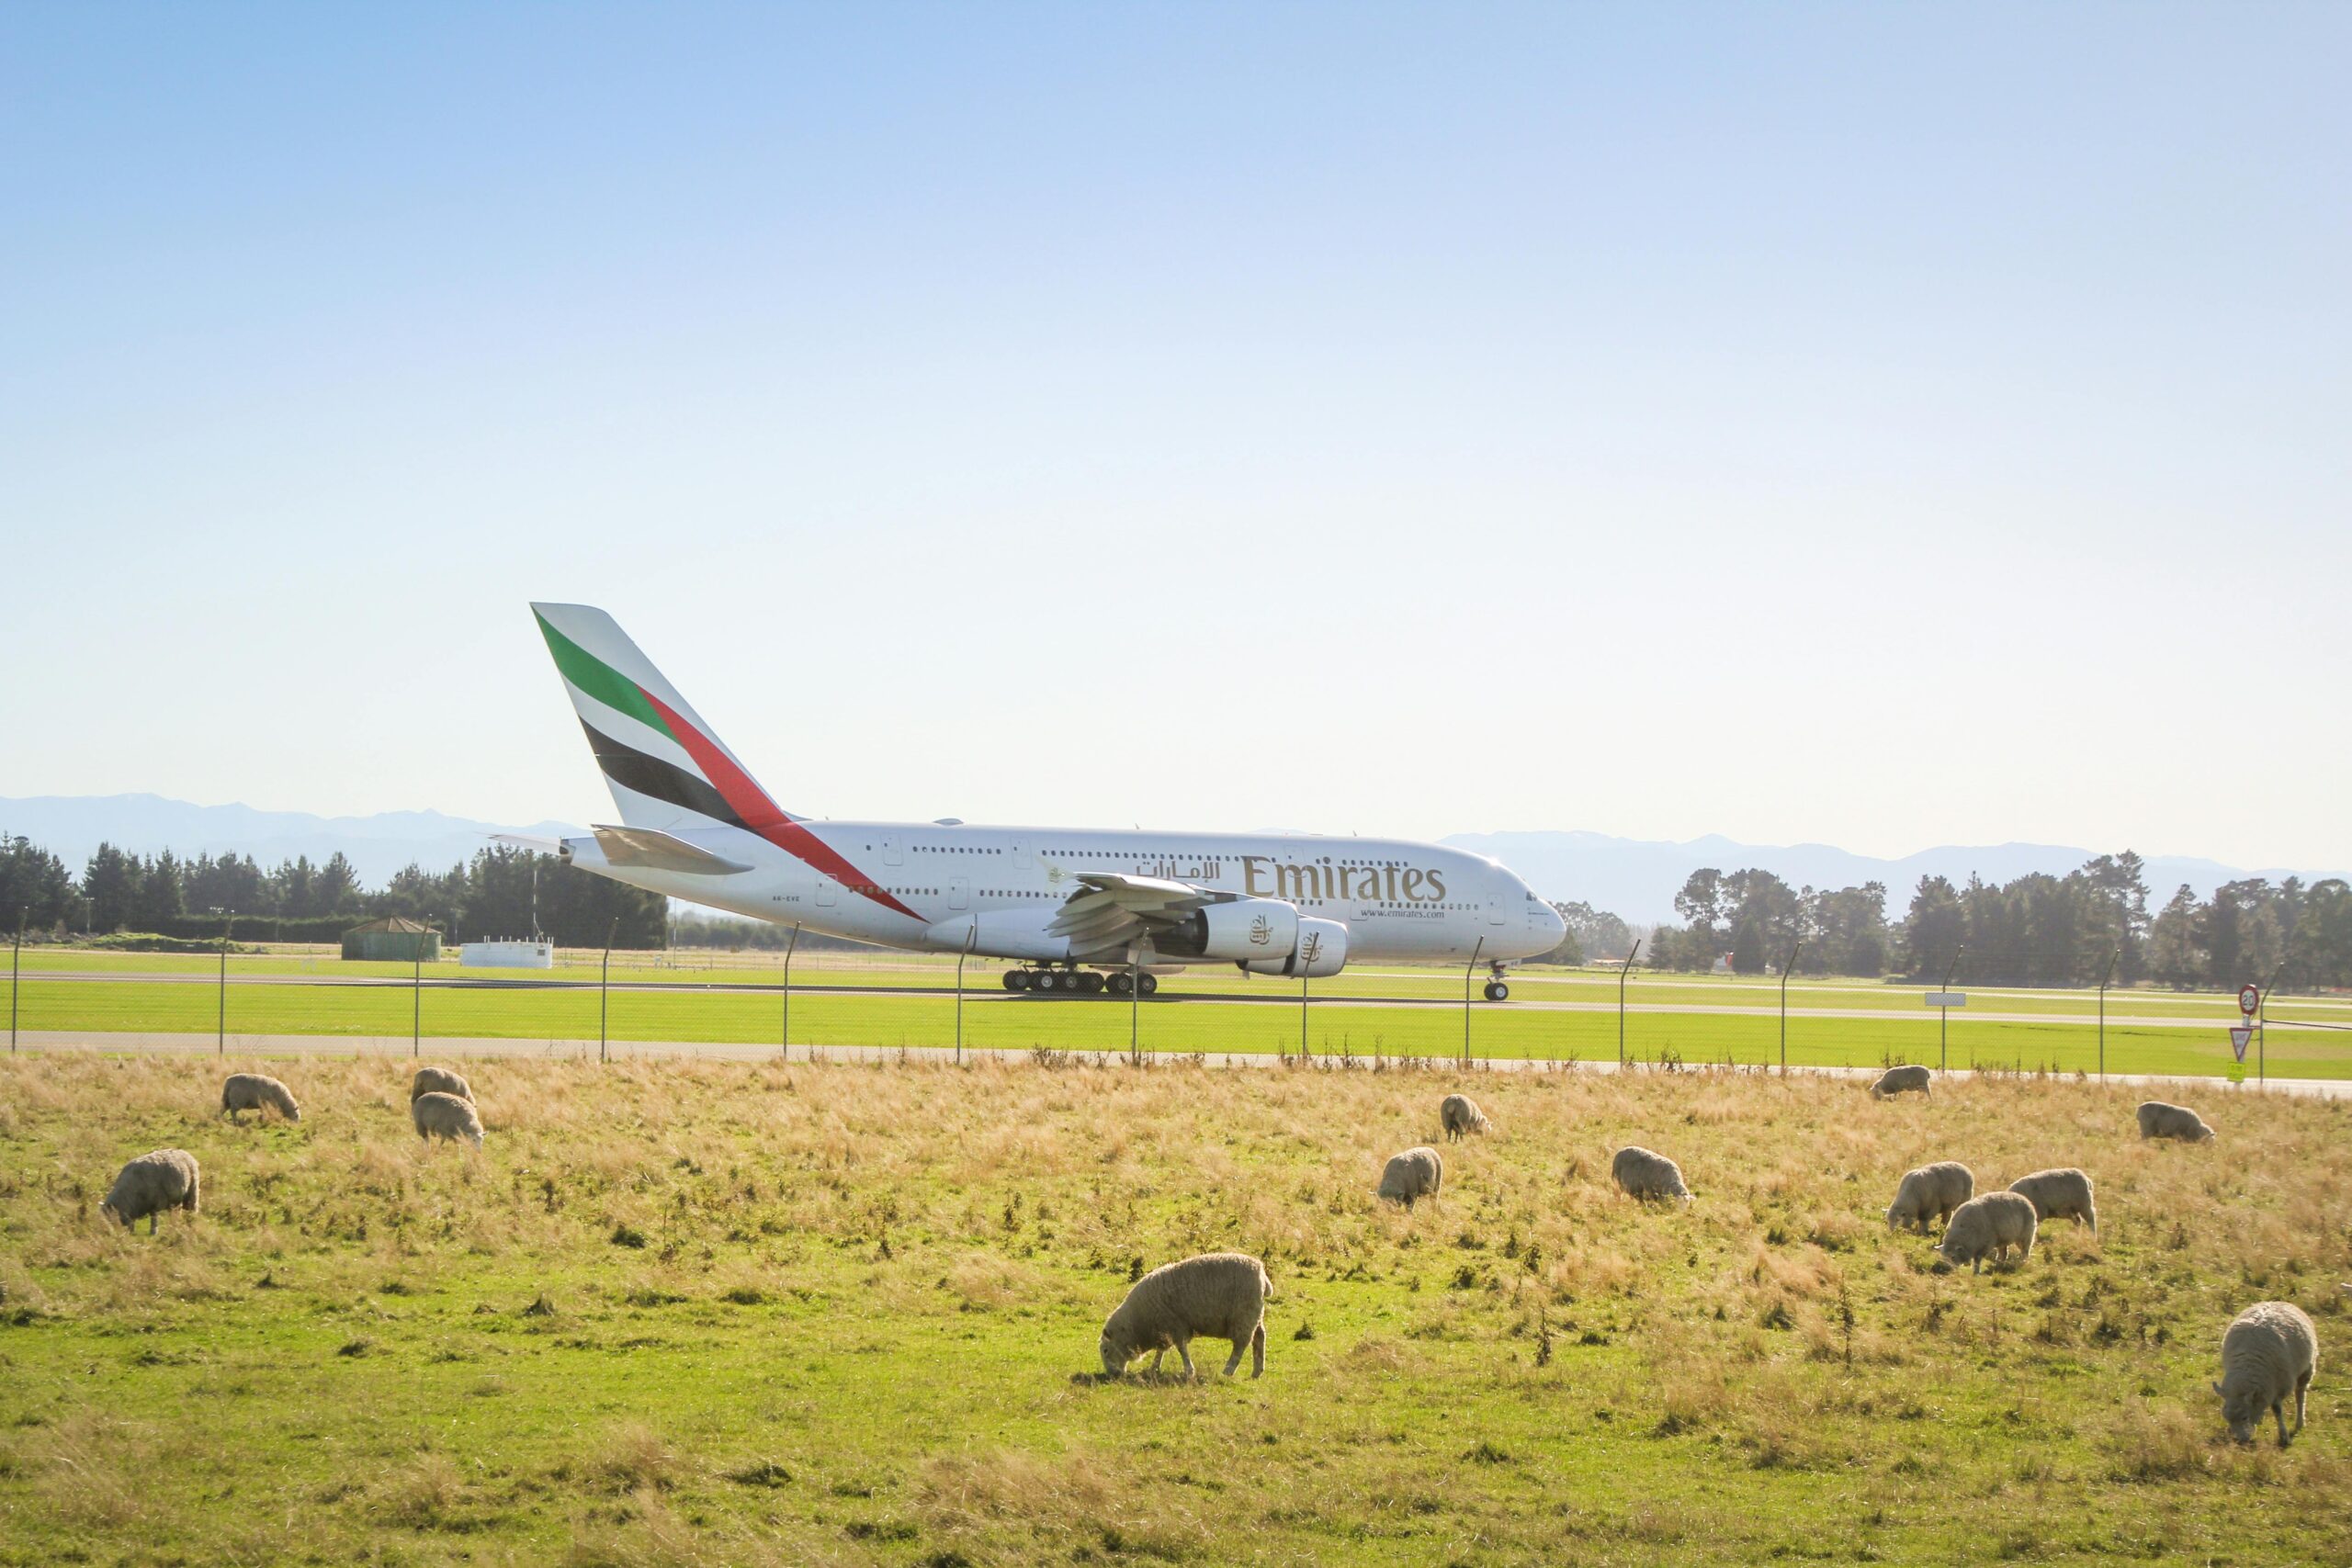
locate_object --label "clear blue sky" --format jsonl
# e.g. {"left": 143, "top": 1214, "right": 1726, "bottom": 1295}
{"left": 3, "top": 5, "right": 2346, "bottom": 868}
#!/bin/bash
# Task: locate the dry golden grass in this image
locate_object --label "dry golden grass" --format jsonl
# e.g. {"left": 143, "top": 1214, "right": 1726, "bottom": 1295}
{"left": 0, "top": 1052, "right": 2347, "bottom": 1564}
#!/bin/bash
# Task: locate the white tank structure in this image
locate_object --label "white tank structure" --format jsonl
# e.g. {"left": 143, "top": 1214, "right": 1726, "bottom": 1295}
{"left": 461, "top": 939, "right": 554, "bottom": 970}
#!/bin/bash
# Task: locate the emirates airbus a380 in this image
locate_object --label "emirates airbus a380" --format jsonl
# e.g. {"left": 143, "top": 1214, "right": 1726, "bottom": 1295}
{"left": 527, "top": 604, "right": 1566, "bottom": 999}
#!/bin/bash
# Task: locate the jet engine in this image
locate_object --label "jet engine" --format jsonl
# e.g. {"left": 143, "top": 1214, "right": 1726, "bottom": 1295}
{"left": 1156, "top": 897, "right": 1300, "bottom": 962}
{"left": 1238, "top": 917, "right": 1349, "bottom": 978}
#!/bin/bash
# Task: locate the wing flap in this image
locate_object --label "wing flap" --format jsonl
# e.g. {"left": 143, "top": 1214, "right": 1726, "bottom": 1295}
{"left": 589, "top": 823, "right": 754, "bottom": 875}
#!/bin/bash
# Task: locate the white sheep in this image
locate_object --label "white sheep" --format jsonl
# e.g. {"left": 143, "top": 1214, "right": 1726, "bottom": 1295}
{"left": 1611, "top": 1145, "right": 1691, "bottom": 1204}
{"left": 2007, "top": 1168, "right": 2097, "bottom": 1236}
{"left": 1935, "top": 1191, "right": 2038, "bottom": 1273}
{"left": 1440, "top": 1093, "right": 1490, "bottom": 1142}
{"left": 412, "top": 1089, "right": 484, "bottom": 1149}
{"left": 2214, "top": 1301, "right": 2318, "bottom": 1446}
{"left": 2137, "top": 1100, "right": 2214, "bottom": 1142}
{"left": 412, "top": 1066, "right": 474, "bottom": 1103}
{"left": 1871, "top": 1065, "right": 1932, "bottom": 1100}
{"left": 1377, "top": 1146, "right": 1443, "bottom": 1210}
{"left": 220, "top": 1072, "right": 300, "bottom": 1123}
{"left": 1099, "top": 1252, "right": 1272, "bottom": 1380}
{"left": 102, "top": 1148, "right": 200, "bottom": 1233}
{"left": 1885, "top": 1161, "right": 1974, "bottom": 1234}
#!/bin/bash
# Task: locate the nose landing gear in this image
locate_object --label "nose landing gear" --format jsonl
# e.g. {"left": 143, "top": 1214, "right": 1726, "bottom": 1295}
{"left": 1483, "top": 962, "right": 1512, "bottom": 1003}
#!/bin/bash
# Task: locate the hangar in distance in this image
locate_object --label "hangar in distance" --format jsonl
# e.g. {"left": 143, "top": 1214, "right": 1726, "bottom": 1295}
{"left": 527, "top": 604, "right": 1566, "bottom": 999}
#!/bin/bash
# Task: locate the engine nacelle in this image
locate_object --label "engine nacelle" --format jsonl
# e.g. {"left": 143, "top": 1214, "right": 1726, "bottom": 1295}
{"left": 1158, "top": 897, "right": 1300, "bottom": 962}
{"left": 1238, "top": 917, "right": 1349, "bottom": 979}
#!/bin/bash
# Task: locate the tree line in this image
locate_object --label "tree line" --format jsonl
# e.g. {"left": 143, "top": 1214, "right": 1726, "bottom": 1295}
{"left": 1642, "top": 851, "right": 2352, "bottom": 992}
{"left": 0, "top": 835, "right": 665, "bottom": 949}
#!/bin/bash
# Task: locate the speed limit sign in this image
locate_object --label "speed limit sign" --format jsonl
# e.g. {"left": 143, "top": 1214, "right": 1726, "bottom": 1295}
{"left": 2238, "top": 983, "right": 2260, "bottom": 1018}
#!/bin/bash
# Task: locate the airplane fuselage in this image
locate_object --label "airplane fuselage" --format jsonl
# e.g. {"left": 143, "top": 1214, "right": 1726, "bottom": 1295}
{"left": 563, "top": 818, "right": 1561, "bottom": 967}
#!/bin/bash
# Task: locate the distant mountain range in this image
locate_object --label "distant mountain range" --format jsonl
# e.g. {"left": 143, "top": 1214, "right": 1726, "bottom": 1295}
{"left": 4, "top": 795, "right": 2338, "bottom": 927}
{"left": 1443, "top": 830, "right": 2347, "bottom": 925}
{"left": 0, "top": 795, "right": 581, "bottom": 889}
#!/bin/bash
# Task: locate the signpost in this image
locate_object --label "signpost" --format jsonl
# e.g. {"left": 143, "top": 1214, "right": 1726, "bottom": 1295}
{"left": 2238, "top": 981, "right": 2261, "bottom": 1082}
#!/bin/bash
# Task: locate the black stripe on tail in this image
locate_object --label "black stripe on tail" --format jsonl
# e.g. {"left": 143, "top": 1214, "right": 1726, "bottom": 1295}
{"left": 579, "top": 718, "right": 748, "bottom": 830}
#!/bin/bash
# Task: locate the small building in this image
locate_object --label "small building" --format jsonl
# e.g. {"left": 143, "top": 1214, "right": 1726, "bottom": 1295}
{"left": 462, "top": 938, "right": 554, "bottom": 970}
{"left": 342, "top": 917, "right": 441, "bottom": 963}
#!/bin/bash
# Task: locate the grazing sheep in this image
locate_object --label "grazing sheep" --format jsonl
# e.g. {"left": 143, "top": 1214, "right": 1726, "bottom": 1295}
{"left": 1440, "top": 1093, "right": 1490, "bottom": 1142}
{"left": 2137, "top": 1100, "right": 2214, "bottom": 1142}
{"left": 2214, "top": 1301, "right": 2318, "bottom": 1446}
{"left": 2007, "top": 1168, "right": 2098, "bottom": 1236}
{"left": 220, "top": 1072, "right": 300, "bottom": 1123}
{"left": 1871, "top": 1065, "right": 1932, "bottom": 1100}
{"left": 412, "top": 1089, "right": 484, "bottom": 1149}
{"left": 1935, "top": 1191, "right": 2038, "bottom": 1274}
{"left": 1611, "top": 1145, "right": 1692, "bottom": 1204}
{"left": 412, "top": 1066, "right": 473, "bottom": 1104}
{"left": 1099, "top": 1252, "right": 1272, "bottom": 1380}
{"left": 101, "top": 1148, "right": 200, "bottom": 1234}
{"left": 1885, "top": 1161, "right": 1974, "bottom": 1234}
{"left": 1377, "top": 1146, "right": 1443, "bottom": 1210}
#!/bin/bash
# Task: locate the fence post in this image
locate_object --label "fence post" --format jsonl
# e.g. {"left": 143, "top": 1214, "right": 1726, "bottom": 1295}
{"left": 1779, "top": 938, "right": 1802, "bottom": 1073}
{"left": 1617, "top": 940, "right": 1641, "bottom": 1068}
{"left": 1939, "top": 946, "right": 1963, "bottom": 1072}
{"left": 9, "top": 906, "right": 23, "bottom": 1055}
{"left": 1462, "top": 938, "right": 1485, "bottom": 1066}
{"left": 779, "top": 924, "right": 799, "bottom": 1061}
{"left": 600, "top": 917, "right": 617, "bottom": 1065}
{"left": 217, "top": 908, "right": 232, "bottom": 1056}
{"left": 2097, "top": 948, "right": 2119, "bottom": 1080}
{"left": 955, "top": 926, "right": 974, "bottom": 1065}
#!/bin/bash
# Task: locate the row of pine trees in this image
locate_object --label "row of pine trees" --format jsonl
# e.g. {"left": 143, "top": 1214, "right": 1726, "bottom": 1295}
{"left": 1639, "top": 852, "right": 2352, "bottom": 991}
{"left": 0, "top": 836, "right": 664, "bottom": 948}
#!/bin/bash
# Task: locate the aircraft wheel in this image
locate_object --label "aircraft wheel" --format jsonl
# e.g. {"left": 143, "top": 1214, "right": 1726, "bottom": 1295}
{"left": 1033, "top": 970, "right": 1058, "bottom": 992}
{"left": 1484, "top": 980, "right": 1510, "bottom": 1002}
{"left": 1002, "top": 970, "right": 1029, "bottom": 992}
{"left": 1108, "top": 973, "right": 1135, "bottom": 997}
{"left": 1080, "top": 972, "right": 1105, "bottom": 995}
{"left": 1139, "top": 973, "right": 1159, "bottom": 996}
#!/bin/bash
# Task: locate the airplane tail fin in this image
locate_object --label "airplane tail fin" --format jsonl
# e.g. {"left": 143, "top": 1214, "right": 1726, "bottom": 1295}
{"left": 530, "top": 603, "right": 793, "bottom": 837}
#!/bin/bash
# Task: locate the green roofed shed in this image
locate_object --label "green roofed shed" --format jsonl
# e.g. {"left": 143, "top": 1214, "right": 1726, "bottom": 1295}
{"left": 342, "top": 916, "right": 441, "bottom": 963}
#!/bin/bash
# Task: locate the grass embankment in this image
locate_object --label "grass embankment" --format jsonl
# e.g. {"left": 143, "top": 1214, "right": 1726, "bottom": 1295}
{"left": 10, "top": 974, "right": 2349, "bottom": 1079}
{"left": 1, "top": 1056, "right": 2347, "bottom": 1565}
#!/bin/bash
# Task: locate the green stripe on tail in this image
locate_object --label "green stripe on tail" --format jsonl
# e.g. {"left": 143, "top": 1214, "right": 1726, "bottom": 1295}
{"left": 535, "top": 611, "right": 673, "bottom": 739}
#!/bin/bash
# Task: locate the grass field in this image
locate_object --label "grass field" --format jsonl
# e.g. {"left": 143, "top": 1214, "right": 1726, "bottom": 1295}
{"left": 8, "top": 947, "right": 2350, "bottom": 1080}
{"left": 1, "top": 1055, "right": 2346, "bottom": 1565}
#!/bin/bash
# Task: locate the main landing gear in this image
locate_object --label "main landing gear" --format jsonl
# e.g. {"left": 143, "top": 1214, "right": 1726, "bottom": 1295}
{"left": 1483, "top": 962, "right": 1512, "bottom": 1003}
{"left": 1002, "top": 967, "right": 1154, "bottom": 998}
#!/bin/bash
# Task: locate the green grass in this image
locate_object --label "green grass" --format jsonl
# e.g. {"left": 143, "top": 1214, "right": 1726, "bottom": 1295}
{"left": 1, "top": 1055, "right": 2346, "bottom": 1565}
{"left": 9, "top": 970, "right": 2349, "bottom": 1080}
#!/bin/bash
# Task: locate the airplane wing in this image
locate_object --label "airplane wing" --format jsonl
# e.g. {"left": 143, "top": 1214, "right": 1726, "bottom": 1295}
{"left": 1046, "top": 871, "right": 1217, "bottom": 953}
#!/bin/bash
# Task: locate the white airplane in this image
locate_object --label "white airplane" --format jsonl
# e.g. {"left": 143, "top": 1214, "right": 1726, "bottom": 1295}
{"left": 530, "top": 604, "right": 1566, "bottom": 999}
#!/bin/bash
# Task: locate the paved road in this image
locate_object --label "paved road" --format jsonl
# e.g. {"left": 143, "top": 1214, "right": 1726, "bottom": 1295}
{"left": 11, "top": 1030, "right": 2346, "bottom": 1098}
